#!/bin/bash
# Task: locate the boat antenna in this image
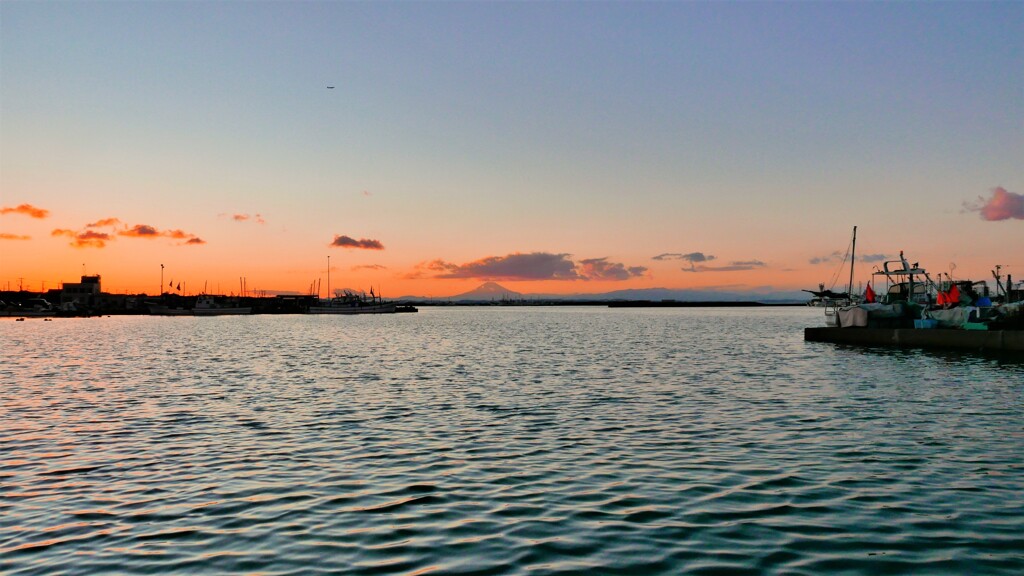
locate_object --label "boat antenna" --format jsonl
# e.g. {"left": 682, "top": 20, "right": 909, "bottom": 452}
{"left": 847, "top": 226, "right": 857, "bottom": 300}
{"left": 327, "top": 255, "right": 331, "bottom": 301}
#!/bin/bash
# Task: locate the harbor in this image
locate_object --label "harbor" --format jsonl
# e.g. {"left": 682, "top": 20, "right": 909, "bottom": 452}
{"left": 802, "top": 227, "right": 1023, "bottom": 355}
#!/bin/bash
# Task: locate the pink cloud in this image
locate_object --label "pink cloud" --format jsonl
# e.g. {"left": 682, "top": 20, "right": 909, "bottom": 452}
{"left": 86, "top": 217, "right": 122, "bottom": 228}
{"left": 53, "top": 228, "right": 112, "bottom": 248}
{"left": 0, "top": 233, "right": 30, "bottom": 240}
{"left": 964, "top": 187, "right": 1024, "bottom": 221}
{"left": 681, "top": 260, "right": 767, "bottom": 273}
{"left": 0, "top": 203, "right": 49, "bottom": 219}
{"left": 230, "top": 213, "right": 266, "bottom": 224}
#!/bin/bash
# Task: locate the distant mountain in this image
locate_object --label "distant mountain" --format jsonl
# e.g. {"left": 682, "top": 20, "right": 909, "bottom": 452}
{"left": 450, "top": 282, "right": 523, "bottom": 301}
{"left": 397, "top": 284, "right": 807, "bottom": 303}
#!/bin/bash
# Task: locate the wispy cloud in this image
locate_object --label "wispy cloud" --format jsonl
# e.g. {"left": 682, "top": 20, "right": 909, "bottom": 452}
{"left": 352, "top": 264, "right": 388, "bottom": 271}
{"left": 52, "top": 229, "right": 113, "bottom": 248}
{"left": 0, "top": 203, "right": 49, "bottom": 219}
{"left": 810, "top": 252, "right": 889, "bottom": 265}
{"left": 0, "top": 233, "right": 31, "bottom": 240}
{"left": 652, "top": 252, "right": 715, "bottom": 263}
{"left": 963, "top": 187, "right": 1024, "bottom": 221}
{"left": 330, "top": 235, "right": 385, "bottom": 250}
{"left": 86, "top": 217, "right": 122, "bottom": 228}
{"left": 577, "top": 257, "right": 647, "bottom": 281}
{"left": 229, "top": 213, "right": 266, "bottom": 224}
{"left": 681, "top": 259, "right": 766, "bottom": 273}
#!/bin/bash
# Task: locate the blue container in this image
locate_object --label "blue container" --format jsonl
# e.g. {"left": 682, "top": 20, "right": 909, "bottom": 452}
{"left": 914, "top": 319, "right": 939, "bottom": 329}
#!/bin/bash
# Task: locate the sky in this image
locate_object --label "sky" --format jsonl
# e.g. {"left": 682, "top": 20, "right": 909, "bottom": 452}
{"left": 2, "top": 1, "right": 1022, "bottom": 298}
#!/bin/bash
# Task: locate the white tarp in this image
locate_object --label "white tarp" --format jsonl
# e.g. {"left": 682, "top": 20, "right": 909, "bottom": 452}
{"left": 838, "top": 306, "right": 868, "bottom": 328}
{"left": 926, "top": 307, "right": 968, "bottom": 328}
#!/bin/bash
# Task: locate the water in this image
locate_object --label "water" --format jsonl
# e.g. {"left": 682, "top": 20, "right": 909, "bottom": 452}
{"left": 2, "top": 307, "right": 1022, "bottom": 575}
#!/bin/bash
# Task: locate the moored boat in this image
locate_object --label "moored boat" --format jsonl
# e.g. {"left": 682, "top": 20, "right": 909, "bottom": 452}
{"left": 806, "top": 230, "right": 1023, "bottom": 352}
{"left": 308, "top": 290, "right": 396, "bottom": 314}
{"left": 193, "top": 295, "right": 251, "bottom": 316}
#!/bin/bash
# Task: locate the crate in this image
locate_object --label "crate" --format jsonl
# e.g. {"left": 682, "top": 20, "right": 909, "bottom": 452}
{"left": 914, "top": 319, "right": 939, "bottom": 329}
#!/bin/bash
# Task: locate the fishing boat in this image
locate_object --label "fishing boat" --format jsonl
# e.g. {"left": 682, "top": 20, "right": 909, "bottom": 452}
{"left": 193, "top": 295, "right": 251, "bottom": 316}
{"left": 146, "top": 303, "right": 193, "bottom": 316}
{"left": 310, "top": 255, "right": 398, "bottom": 314}
{"left": 805, "top": 229, "right": 1023, "bottom": 352}
{"left": 308, "top": 290, "right": 396, "bottom": 314}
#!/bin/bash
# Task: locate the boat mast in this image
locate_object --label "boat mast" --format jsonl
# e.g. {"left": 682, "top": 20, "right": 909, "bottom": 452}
{"left": 327, "top": 255, "right": 331, "bottom": 300}
{"left": 847, "top": 226, "right": 857, "bottom": 300}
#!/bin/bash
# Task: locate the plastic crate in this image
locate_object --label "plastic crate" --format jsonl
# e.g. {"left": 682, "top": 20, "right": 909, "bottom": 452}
{"left": 914, "top": 319, "right": 939, "bottom": 329}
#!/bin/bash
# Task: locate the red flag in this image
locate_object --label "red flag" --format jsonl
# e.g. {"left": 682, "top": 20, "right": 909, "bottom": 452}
{"left": 864, "top": 283, "right": 876, "bottom": 303}
{"left": 176, "top": 282, "right": 181, "bottom": 291}
{"left": 937, "top": 291, "right": 947, "bottom": 306}
{"left": 948, "top": 283, "right": 961, "bottom": 304}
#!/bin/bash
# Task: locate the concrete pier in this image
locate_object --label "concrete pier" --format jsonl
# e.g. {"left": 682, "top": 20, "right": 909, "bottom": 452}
{"left": 805, "top": 327, "right": 1024, "bottom": 353}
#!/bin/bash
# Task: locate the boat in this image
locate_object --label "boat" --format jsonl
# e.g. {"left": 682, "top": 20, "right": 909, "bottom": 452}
{"left": 147, "top": 302, "right": 193, "bottom": 316}
{"left": 193, "top": 295, "right": 251, "bottom": 316}
{"left": 805, "top": 229, "right": 1023, "bottom": 352}
{"left": 1, "top": 298, "right": 57, "bottom": 318}
{"left": 310, "top": 256, "right": 399, "bottom": 314}
{"left": 308, "top": 290, "right": 397, "bottom": 314}
{"left": 803, "top": 283, "right": 851, "bottom": 307}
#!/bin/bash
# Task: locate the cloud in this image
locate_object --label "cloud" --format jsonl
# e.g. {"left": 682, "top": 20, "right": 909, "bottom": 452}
{"left": 418, "top": 252, "right": 580, "bottom": 281}
{"left": 963, "top": 187, "right": 1024, "bottom": 221}
{"left": 53, "top": 220, "right": 203, "bottom": 247}
{"left": 119, "top": 224, "right": 160, "bottom": 237}
{"left": 0, "top": 233, "right": 30, "bottom": 240}
{"left": 810, "top": 251, "right": 890, "bottom": 265}
{"left": 408, "top": 252, "right": 650, "bottom": 281}
{"left": 230, "top": 213, "right": 266, "bottom": 224}
{"left": 352, "top": 264, "right": 388, "bottom": 271}
{"left": 652, "top": 252, "right": 716, "bottom": 263}
{"left": 0, "top": 204, "right": 49, "bottom": 219}
{"left": 681, "top": 259, "right": 767, "bottom": 273}
{"left": 117, "top": 224, "right": 204, "bottom": 245}
{"left": 859, "top": 253, "right": 888, "bottom": 263}
{"left": 577, "top": 257, "right": 648, "bottom": 281}
{"left": 330, "top": 235, "right": 385, "bottom": 250}
{"left": 86, "top": 217, "right": 122, "bottom": 228}
{"left": 52, "top": 228, "right": 112, "bottom": 248}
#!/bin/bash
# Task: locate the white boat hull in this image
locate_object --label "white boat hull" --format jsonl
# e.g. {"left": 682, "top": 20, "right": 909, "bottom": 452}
{"left": 308, "top": 303, "right": 396, "bottom": 315}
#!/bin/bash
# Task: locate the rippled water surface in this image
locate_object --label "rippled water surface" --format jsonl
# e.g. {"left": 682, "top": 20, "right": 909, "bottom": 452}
{"left": 2, "top": 307, "right": 1022, "bottom": 575}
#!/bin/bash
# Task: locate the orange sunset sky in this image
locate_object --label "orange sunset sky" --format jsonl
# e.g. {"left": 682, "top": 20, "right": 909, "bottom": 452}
{"left": 2, "top": 3, "right": 1022, "bottom": 298}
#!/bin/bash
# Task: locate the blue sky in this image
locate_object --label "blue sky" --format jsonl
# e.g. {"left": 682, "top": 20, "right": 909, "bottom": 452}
{"left": 2, "top": 1, "right": 1021, "bottom": 295}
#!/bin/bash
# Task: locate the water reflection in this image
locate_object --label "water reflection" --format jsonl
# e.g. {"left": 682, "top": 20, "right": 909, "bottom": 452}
{"left": 2, "top": 309, "right": 1022, "bottom": 575}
